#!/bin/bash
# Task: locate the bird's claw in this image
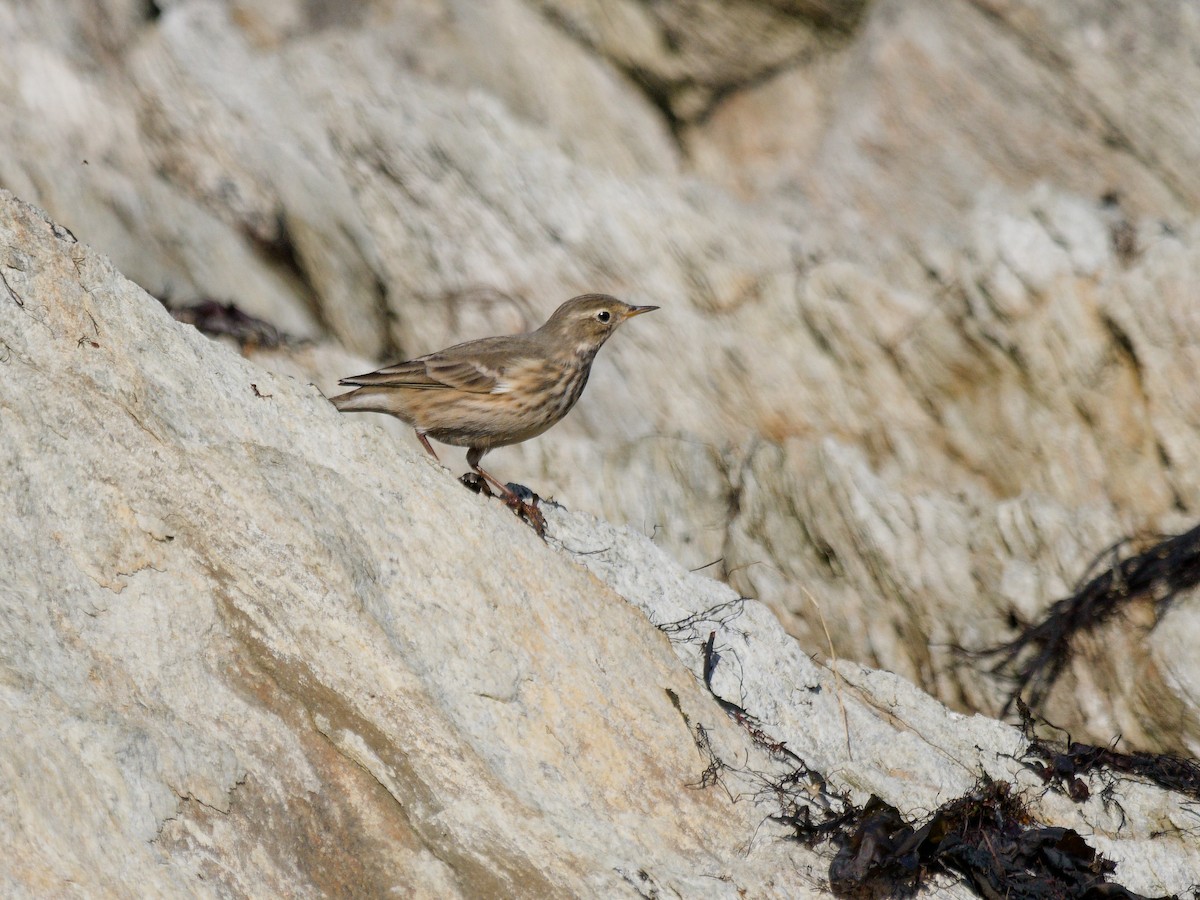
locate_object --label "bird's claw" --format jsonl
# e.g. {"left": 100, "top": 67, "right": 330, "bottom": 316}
{"left": 502, "top": 488, "right": 545, "bottom": 537}
{"left": 460, "top": 472, "right": 490, "bottom": 496}
{"left": 458, "top": 474, "right": 546, "bottom": 538}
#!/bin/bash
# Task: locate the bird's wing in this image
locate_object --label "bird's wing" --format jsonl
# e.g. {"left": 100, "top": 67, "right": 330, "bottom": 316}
{"left": 338, "top": 336, "right": 529, "bottom": 393}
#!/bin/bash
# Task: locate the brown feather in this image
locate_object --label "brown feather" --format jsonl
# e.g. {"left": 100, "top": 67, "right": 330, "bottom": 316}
{"left": 337, "top": 334, "right": 546, "bottom": 394}
{"left": 331, "top": 295, "right": 656, "bottom": 459}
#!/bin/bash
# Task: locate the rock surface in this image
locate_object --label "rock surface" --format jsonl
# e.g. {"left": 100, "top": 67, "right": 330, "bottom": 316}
{"left": 3, "top": 189, "right": 1198, "bottom": 897}
{"left": 4, "top": 0, "right": 1200, "bottom": 890}
{"left": 0, "top": 192, "right": 791, "bottom": 897}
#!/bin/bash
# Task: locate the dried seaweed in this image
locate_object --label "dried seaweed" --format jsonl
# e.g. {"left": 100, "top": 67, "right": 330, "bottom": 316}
{"left": 695, "top": 635, "right": 1180, "bottom": 899}
{"left": 160, "top": 296, "right": 295, "bottom": 350}
{"left": 1017, "top": 700, "right": 1200, "bottom": 806}
{"left": 688, "top": 628, "right": 857, "bottom": 839}
{"left": 824, "top": 780, "right": 1172, "bottom": 899}
{"left": 976, "top": 525, "right": 1200, "bottom": 712}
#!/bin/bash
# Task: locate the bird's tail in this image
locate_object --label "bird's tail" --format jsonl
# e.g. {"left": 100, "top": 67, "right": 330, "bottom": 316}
{"left": 329, "top": 387, "right": 397, "bottom": 415}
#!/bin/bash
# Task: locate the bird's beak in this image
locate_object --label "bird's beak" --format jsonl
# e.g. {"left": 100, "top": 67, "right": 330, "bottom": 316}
{"left": 625, "top": 305, "right": 659, "bottom": 318}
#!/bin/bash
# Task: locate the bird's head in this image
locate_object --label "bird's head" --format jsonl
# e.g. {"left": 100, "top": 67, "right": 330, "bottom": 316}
{"left": 538, "top": 293, "right": 658, "bottom": 354}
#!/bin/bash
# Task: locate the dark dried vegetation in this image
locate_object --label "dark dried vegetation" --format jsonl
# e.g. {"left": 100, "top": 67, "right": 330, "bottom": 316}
{"left": 159, "top": 295, "right": 296, "bottom": 351}
{"left": 663, "top": 604, "right": 1186, "bottom": 899}
{"left": 1016, "top": 699, "right": 1200, "bottom": 809}
{"left": 822, "top": 780, "right": 1174, "bottom": 900}
{"left": 975, "top": 525, "right": 1200, "bottom": 712}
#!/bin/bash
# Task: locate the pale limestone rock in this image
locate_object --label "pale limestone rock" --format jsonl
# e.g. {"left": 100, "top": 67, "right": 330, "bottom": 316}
{"left": 6, "top": 190, "right": 1199, "bottom": 897}
{"left": 3, "top": 0, "right": 1200, "bottom": 793}
{"left": 978, "top": 0, "right": 1200, "bottom": 207}
{"left": 689, "top": 0, "right": 1189, "bottom": 249}
{"left": 0, "top": 4, "right": 321, "bottom": 342}
{"left": 550, "top": 506, "right": 1200, "bottom": 897}
{"left": 724, "top": 186, "right": 1200, "bottom": 751}
{"left": 534, "top": 0, "right": 864, "bottom": 120}
{"left": 1, "top": 190, "right": 819, "bottom": 897}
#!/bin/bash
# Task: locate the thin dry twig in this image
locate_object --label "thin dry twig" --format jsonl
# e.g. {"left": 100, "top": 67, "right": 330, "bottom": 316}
{"left": 802, "top": 586, "right": 852, "bottom": 762}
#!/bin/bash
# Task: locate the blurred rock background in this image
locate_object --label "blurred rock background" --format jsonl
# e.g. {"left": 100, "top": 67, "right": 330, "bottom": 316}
{"left": 4, "top": 0, "right": 1200, "bottom": 755}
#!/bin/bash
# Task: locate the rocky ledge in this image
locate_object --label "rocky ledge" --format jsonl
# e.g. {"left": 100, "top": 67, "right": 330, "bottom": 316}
{"left": 3, "top": 192, "right": 1199, "bottom": 896}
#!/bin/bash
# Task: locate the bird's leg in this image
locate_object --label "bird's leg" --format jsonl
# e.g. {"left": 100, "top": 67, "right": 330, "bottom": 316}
{"left": 466, "top": 447, "right": 546, "bottom": 537}
{"left": 416, "top": 431, "right": 441, "bottom": 462}
{"left": 465, "top": 446, "right": 511, "bottom": 496}
{"left": 472, "top": 464, "right": 518, "bottom": 500}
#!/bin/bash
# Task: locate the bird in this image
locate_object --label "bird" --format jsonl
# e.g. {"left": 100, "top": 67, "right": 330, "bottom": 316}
{"left": 330, "top": 293, "right": 657, "bottom": 532}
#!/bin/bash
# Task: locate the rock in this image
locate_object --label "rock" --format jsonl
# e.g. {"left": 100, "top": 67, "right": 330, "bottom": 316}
{"left": 690, "top": 0, "right": 1192, "bottom": 252}
{"left": 535, "top": 0, "right": 863, "bottom": 120}
{"left": 4, "top": 191, "right": 837, "bottom": 895}
{"left": 0, "top": 190, "right": 798, "bottom": 897}
{"left": 724, "top": 187, "right": 1200, "bottom": 752}
{"left": 3, "top": 190, "right": 1197, "bottom": 896}
{"left": 5, "top": 0, "right": 1200, "bottom": 775}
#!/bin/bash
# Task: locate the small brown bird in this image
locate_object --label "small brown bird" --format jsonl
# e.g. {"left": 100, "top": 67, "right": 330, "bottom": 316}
{"left": 330, "top": 293, "right": 657, "bottom": 530}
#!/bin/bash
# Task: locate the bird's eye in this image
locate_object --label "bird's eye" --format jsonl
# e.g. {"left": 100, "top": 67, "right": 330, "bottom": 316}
{"left": 596, "top": 310, "right": 611, "bottom": 323}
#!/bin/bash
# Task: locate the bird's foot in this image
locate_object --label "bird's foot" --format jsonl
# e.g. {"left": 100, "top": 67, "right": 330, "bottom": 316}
{"left": 503, "top": 490, "right": 546, "bottom": 538}
{"left": 458, "top": 474, "right": 546, "bottom": 538}
{"left": 460, "top": 472, "right": 490, "bottom": 496}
